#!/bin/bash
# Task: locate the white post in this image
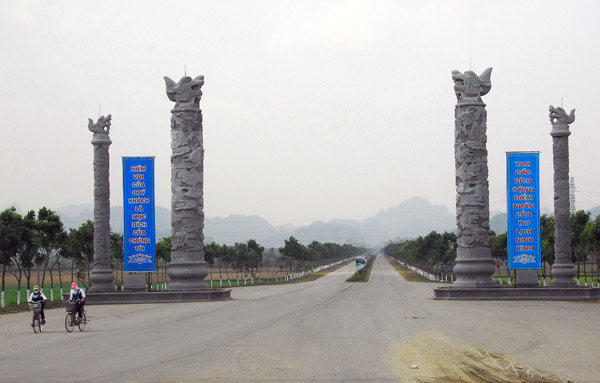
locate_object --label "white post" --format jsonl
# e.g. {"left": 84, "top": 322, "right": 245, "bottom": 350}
{"left": 121, "top": 285, "right": 124, "bottom": 291}
{"left": 1, "top": 291, "right": 4, "bottom": 308}
{"left": 17, "top": 290, "right": 21, "bottom": 305}
{"left": 50, "top": 289, "right": 54, "bottom": 302}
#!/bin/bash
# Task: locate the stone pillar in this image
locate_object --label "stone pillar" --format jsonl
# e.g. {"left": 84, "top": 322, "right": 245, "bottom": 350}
{"left": 549, "top": 105, "right": 577, "bottom": 287}
{"left": 164, "top": 75, "right": 210, "bottom": 291}
{"left": 88, "top": 115, "right": 116, "bottom": 292}
{"left": 451, "top": 68, "right": 496, "bottom": 288}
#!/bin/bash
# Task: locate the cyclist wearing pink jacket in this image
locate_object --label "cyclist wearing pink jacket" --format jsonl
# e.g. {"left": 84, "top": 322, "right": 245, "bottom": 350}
{"left": 68, "top": 282, "right": 86, "bottom": 319}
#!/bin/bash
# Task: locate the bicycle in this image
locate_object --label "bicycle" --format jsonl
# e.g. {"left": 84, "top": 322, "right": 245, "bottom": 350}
{"left": 65, "top": 300, "right": 87, "bottom": 332}
{"left": 28, "top": 301, "right": 43, "bottom": 333}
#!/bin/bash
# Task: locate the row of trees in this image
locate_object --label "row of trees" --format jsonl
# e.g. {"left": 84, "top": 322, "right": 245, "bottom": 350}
{"left": 200, "top": 237, "right": 367, "bottom": 282}
{"left": 1, "top": 206, "right": 368, "bottom": 295}
{"left": 0, "top": 207, "right": 126, "bottom": 296}
{"left": 383, "top": 231, "right": 456, "bottom": 275}
{"left": 384, "top": 211, "right": 600, "bottom": 281}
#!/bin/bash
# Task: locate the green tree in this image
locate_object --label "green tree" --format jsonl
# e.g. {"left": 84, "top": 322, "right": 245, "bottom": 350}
{"left": 156, "top": 237, "right": 172, "bottom": 263}
{"left": 69, "top": 220, "right": 95, "bottom": 286}
{"left": 110, "top": 232, "right": 124, "bottom": 286}
{"left": 8, "top": 210, "right": 40, "bottom": 303}
{"left": 307, "top": 241, "right": 323, "bottom": 265}
{"left": 571, "top": 210, "right": 591, "bottom": 280}
{"left": 540, "top": 214, "right": 555, "bottom": 278}
{"left": 204, "top": 241, "right": 219, "bottom": 282}
{"left": 247, "top": 239, "right": 264, "bottom": 278}
{"left": 0, "top": 208, "right": 21, "bottom": 300}
{"left": 20, "top": 210, "right": 40, "bottom": 292}
{"left": 279, "top": 236, "right": 307, "bottom": 273}
{"left": 582, "top": 215, "right": 600, "bottom": 284}
{"left": 204, "top": 241, "right": 232, "bottom": 282}
{"left": 490, "top": 231, "right": 508, "bottom": 279}
{"left": 36, "top": 207, "right": 66, "bottom": 292}
{"left": 232, "top": 242, "right": 249, "bottom": 279}
{"left": 154, "top": 236, "right": 171, "bottom": 288}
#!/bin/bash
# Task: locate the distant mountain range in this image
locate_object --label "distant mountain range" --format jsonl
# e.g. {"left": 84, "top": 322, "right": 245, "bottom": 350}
{"left": 6, "top": 198, "right": 599, "bottom": 248}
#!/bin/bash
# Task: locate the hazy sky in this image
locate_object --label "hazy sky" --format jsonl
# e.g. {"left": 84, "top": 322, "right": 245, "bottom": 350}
{"left": 2, "top": 0, "right": 599, "bottom": 226}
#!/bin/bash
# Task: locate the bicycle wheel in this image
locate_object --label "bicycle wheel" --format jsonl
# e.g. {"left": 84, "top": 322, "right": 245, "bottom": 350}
{"left": 32, "top": 315, "right": 40, "bottom": 334}
{"left": 78, "top": 312, "right": 87, "bottom": 331}
{"left": 65, "top": 313, "right": 74, "bottom": 332}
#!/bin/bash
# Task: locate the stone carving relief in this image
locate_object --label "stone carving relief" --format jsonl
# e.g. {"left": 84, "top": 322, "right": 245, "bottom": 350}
{"left": 165, "top": 76, "right": 206, "bottom": 259}
{"left": 453, "top": 68, "right": 493, "bottom": 249}
{"left": 549, "top": 105, "right": 575, "bottom": 133}
{"left": 88, "top": 115, "right": 114, "bottom": 290}
{"left": 88, "top": 114, "right": 112, "bottom": 136}
{"left": 452, "top": 68, "right": 492, "bottom": 102}
{"left": 164, "top": 76, "right": 205, "bottom": 109}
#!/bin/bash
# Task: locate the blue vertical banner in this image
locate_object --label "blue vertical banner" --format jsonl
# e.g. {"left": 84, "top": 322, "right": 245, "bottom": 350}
{"left": 506, "top": 152, "right": 541, "bottom": 270}
{"left": 122, "top": 157, "right": 157, "bottom": 272}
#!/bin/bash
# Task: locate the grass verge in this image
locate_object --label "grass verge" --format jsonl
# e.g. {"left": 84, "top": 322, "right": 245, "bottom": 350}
{"left": 347, "top": 260, "right": 374, "bottom": 282}
{"left": 386, "top": 258, "right": 438, "bottom": 283}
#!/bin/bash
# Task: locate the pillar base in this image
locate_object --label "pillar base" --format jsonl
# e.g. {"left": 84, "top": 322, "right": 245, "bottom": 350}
{"left": 551, "top": 263, "right": 577, "bottom": 287}
{"left": 453, "top": 247, "right": 497, "bottom": 288}
{"left": 167, "top": 260, "right": 210, "bottom": 291}
{"left": 89, "top": 268, "right": 116, "bottom": 292}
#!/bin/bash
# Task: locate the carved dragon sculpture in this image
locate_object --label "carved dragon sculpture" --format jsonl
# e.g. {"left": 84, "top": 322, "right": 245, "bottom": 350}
{"left": 452, "top": 68, "right": 492, "bottom": 102}
{"left": 549, "top": 105, "right": 575, "bottom": 126}
{"left": 164, "top": 75, "right": 205, "bottom": 109}
{"left": 88, "top": 114, "right": 111, "bottom": 134}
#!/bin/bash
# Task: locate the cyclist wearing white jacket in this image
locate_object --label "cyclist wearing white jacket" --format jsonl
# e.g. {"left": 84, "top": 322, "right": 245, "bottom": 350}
{"left": 28, "top": 285, "right": 47, "bottom": 324}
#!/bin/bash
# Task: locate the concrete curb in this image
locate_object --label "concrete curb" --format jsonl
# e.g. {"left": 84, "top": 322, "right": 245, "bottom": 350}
{"left": 62, "top": 289, "right": 232, "bottom": 305}
{"left": 433, "top": 287, "right": 600, "bottom": 301}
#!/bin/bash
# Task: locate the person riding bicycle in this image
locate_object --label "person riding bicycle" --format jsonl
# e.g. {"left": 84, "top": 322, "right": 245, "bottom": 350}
{"left": 28, "top": 285, "right": 47, "bottom": 325}
{"left": 68, "top": 282, "right": 86, "bottom": 320}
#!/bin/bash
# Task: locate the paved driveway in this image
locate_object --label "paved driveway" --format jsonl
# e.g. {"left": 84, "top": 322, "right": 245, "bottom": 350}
{"left": 1, "top": 256, "right": 598, "bottom": 382}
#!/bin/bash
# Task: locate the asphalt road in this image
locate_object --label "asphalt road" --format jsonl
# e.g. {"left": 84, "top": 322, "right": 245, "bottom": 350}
{"left": 1, "top": 256, "right": 598, "bottom": 383}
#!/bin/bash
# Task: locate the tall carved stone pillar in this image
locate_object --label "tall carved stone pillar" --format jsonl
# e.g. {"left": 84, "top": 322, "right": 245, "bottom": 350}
{"left": 164, "top": 75, "right": 209, "bottom": 291}
{"left": 549, "top": 105, "right": 577, "bottom": 287}
{"left": 451, "top": 68, "right": 496, "bottom": 288}
{"left": 88, "top": 115, "right": 115, "bottom": 292}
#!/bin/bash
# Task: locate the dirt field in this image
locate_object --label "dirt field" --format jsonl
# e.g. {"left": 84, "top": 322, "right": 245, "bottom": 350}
{"left": 393, "top": 331, "right": 569, "bottom": 383}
